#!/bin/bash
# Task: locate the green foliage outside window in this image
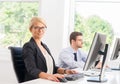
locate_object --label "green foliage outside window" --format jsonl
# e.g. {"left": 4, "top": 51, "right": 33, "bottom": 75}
{"left": 75, "top": 14, "right": 114, "bottom": 52}
{"left": 0, "top": 2, "right": 38, "bottom": 47}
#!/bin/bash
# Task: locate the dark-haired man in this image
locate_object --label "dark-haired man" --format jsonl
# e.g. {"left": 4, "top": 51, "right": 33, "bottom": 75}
{"left": 58, "top": 31, "right": 87, "bottom": 69}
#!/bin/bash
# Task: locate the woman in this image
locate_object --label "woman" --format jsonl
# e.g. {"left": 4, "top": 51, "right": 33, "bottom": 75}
{"left": 23, "top": 16, "right": 76, "bottom": 82}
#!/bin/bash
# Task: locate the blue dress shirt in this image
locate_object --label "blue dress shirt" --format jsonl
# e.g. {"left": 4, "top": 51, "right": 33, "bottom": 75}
{"left": 58, "top": 47, "right": 87, "bottom": 69}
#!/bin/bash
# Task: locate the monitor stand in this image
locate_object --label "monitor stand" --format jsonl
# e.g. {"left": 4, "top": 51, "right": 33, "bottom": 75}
{"left": 111, "top": 63, "right": 120, "bottom": 70}
{"left": 87, "top": 76, "right": 107, "bottom": 82}
{"left": 87, "top": 44, "right": 109, "bottom": 82}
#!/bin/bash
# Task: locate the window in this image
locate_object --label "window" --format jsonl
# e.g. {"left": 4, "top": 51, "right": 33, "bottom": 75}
{"left": 75, "top": 0, "right": 120, "bottom": 52}
{"left": 0, "top": 0, "right": 39, "bottom": 48}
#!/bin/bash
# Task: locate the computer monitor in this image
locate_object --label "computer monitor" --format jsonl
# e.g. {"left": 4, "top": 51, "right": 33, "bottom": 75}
{"left": 83, "top": 32, "right": 109, "bottom": 82}
{"left": 110, "top": 38, "right": 120, "bottom": 70}
{"left": 83, "top": 32, "right": 106, "bottom": 71}
{"left": 111, "top": 38, "right": 120, "bottom": 60}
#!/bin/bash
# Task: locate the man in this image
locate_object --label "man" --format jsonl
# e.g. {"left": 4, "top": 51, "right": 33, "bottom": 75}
{"left": 58, "top": 31, "right": 87, "bottom": 69}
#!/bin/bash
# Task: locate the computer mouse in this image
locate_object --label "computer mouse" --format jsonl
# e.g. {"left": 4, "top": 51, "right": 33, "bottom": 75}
{"left": 57, "top": 77, "right": 68, "bottom": 82}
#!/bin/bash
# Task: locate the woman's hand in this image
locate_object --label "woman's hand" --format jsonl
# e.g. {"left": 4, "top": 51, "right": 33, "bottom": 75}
{"left": 47, "top": 74, "right": 64, "bottom": 82}
{"left": 39, "top": 72, "right": 64, "bottom": 82}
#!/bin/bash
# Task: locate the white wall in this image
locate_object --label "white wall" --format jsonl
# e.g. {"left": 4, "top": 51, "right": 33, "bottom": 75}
{"left": 39, "top": 0, "right": 75, "bottom": 62}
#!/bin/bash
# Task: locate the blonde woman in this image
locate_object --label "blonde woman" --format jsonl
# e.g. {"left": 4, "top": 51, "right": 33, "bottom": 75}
{"left": 23, "top": 16, "right": 76, "bottom": 82}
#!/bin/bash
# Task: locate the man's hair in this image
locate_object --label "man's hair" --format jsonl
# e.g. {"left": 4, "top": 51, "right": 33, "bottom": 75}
{"left": 70, "top": 31, "right": 83, "bottom": 44}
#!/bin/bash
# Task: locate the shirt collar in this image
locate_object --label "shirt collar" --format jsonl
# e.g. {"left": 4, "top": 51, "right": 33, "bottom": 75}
{"left": 69, "top": 46, "right": 78, "bottom": 53}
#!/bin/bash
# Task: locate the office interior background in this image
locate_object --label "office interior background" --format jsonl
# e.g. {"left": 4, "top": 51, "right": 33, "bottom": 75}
{"left": 0, "top": 0, "right": 120, "bottom": 84}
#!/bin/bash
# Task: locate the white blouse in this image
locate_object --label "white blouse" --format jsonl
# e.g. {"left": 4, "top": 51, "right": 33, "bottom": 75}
{"left": 43, "top": 51, "right": 53, "bottom": 74}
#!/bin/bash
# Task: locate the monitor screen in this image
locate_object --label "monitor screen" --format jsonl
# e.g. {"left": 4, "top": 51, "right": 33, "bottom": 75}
{"left": 83, "top": 32, "right": 106, "bottom": 71}
{"left": 111, "top": 38, "right": 120, "bottom": 60}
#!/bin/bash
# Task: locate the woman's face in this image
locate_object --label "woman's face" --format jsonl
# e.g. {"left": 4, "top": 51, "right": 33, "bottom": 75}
{"left": 30, "top": 22, "right": 46, "bottom": 39}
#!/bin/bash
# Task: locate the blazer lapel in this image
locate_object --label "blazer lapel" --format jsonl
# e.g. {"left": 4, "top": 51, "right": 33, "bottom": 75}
{"left": 30, "top": 38, "right": 46, "bottom": 65}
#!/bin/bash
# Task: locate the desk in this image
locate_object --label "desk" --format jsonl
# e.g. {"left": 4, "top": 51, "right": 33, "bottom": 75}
{"left": 20, "top": 70, "right": 120, "bottom": 84}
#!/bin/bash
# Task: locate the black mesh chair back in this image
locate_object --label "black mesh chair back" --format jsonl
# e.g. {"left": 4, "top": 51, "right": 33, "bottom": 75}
{"left": 8, "top": 46, "right": 26, "bottom": 83}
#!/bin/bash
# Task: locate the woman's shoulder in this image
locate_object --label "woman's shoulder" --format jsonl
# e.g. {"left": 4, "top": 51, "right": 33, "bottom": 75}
{"left": 23, "top": 41, "right": 35, "bottom": 50}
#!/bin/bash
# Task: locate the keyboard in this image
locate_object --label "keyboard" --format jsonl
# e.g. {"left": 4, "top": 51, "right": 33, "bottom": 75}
{"left": 64, "top": 73, "right": 84, "bottom": 81}
{"left": 91, "top": 68, "right": 112, "bottom": 72}
{"left": 83, "top": 70, "right": 100, "bottom": 77}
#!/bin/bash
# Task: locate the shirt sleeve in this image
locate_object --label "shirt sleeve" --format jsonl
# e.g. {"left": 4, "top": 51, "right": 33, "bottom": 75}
{"left": 80, "top": 50, "right": 87, "bottom": 62}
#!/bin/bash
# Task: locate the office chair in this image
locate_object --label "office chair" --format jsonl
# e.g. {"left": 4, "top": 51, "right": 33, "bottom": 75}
{"left": 8, "top": 46, "right": 26, "bottom": 83}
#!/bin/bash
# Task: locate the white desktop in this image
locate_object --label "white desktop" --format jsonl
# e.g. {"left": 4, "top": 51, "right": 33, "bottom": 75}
{"left": 19, "top": 69, "right": 120, "bottom": 84}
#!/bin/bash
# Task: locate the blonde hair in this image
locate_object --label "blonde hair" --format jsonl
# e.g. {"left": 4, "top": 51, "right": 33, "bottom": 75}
{"left": 29, "top": 16, "right": 47, "bottom": 30}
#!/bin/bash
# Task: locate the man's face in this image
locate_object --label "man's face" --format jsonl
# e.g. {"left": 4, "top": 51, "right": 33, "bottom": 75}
{"left": 74, "top": 35, "right": 83, "bottom": 48}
